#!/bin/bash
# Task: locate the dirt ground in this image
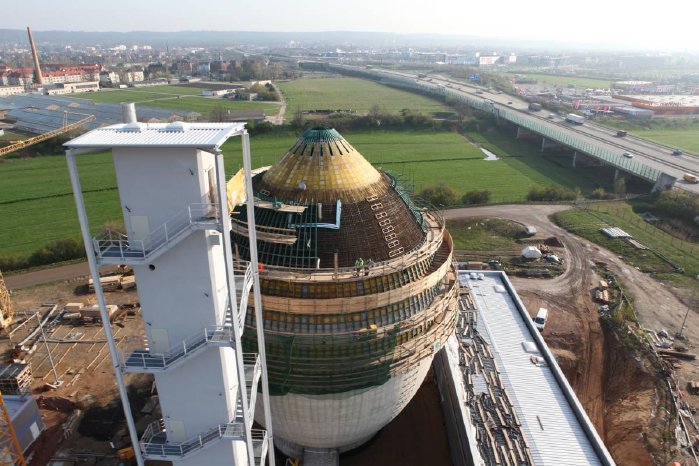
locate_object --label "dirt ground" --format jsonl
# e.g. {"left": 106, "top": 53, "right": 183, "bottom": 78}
{"left": 445, "top": 204, "right": 699, "bottom": 465}
{"left": 5, "top": 278, "right": 152, "bottom": 465}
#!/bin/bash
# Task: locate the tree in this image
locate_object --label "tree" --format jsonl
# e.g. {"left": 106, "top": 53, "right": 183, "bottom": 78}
{"left": 210, "top": 104, "right": 229, "bottom": 122}
{"left": 291, "top": 106, "right": 305, "bottom": 129}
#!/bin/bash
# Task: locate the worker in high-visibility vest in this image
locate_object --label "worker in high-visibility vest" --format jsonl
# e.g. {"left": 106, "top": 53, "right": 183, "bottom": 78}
{"left": 355, "top": 257, "right": 364, "bottom": 276}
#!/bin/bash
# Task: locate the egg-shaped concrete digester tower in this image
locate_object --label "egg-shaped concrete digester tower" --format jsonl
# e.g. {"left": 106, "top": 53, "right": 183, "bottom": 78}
{"left": 231, "top": 128, "right": 457, "bottom": 456}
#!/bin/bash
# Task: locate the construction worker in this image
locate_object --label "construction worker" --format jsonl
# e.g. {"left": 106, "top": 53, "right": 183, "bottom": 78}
{"left": 355, "top": 257, "right": 364, "bottom": 276}
{"left": 364, "top": 258, "right": 373, "bottom": 276}
{"left": 258, "top": 262, "right": 266, "bottom": 275}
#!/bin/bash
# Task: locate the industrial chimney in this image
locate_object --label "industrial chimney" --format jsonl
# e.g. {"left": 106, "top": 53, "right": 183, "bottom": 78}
{"left": 26, "top": 27, "right": 43, "bottom": 85}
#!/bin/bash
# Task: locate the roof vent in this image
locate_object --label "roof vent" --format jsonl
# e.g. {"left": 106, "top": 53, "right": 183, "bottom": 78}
{"left": 120, "top": 122, "right": 145, "bottom": 132}
{"left": 163, "top": 121, "right": 189, "bottom": 132}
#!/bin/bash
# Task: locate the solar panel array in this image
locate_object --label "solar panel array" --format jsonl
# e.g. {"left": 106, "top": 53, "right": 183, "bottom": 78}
{"left": 0, "top": 94, "right": 195, "bottom": 134}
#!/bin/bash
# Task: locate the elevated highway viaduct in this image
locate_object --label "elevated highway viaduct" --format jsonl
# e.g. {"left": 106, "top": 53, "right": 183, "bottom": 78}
{"left": 324, "top": 63, "right": 699, "bottom": 194}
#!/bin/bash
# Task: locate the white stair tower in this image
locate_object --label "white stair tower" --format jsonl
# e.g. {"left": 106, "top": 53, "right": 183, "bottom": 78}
{"left": 64, "top": 109, "right": 275, "bottom": 466}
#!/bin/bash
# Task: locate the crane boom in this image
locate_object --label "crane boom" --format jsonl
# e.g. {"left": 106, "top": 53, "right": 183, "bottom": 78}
{"left": 0, "top": 114, "right": 95, "bottom": 158}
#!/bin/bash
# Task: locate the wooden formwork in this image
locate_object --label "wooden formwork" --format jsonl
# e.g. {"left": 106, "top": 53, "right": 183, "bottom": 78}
{"left": 0, "top": 363, "right": 31, "bottom": 395}
{"left": 0, "top": 270, "right": 13, "bottom": 329}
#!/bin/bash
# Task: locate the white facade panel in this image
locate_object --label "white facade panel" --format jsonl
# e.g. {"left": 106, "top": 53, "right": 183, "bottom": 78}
{"left": 257, "top": 356, "right": 432, "bottom": 450}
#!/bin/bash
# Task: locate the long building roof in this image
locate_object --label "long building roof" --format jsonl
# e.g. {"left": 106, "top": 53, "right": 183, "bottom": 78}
{"left": 64, "top": 122, "right": 245, "bottom": 150}
{"left": 458, "top": 270, "right": 614, "bottom": 465}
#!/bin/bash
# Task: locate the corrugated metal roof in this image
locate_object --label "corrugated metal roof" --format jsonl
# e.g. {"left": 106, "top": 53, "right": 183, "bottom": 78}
{"left": 64, "top": 122, "right": 246, "bottom": 149}
{"left": 600, "top": 227, "right": 631, "bottom": 238}
{"left": 461, "top": 271, "right": 612, "bottom": 465}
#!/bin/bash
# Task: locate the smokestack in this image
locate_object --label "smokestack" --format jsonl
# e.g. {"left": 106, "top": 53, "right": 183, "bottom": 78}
{"left": 121, "top": 103, "right": 137, "bottom": 123}
{"left": 26, "top": 27, "right": 43, "bottom": 85}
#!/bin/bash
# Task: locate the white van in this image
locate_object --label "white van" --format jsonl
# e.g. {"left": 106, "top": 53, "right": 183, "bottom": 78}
{"left": 534, "top": 308, "right": 549, "bottom": 331}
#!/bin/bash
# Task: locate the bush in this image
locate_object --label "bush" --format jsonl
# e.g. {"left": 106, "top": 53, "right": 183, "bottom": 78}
{"left": 0, "top": 254, "right": 29, "bottom": 272}
{"left": 527, "top": 184, "right": 578, "bottom": 202}
{"left": 653, "top": 190, "right": 699, "bottom": 225}
{"left": 28, "top": 238, "right": 85, "bottom": 267}
{"left": 420, "top": 183, "right": 458, "bottom": 206}
{"left": 462, "top": 190, "right": 491, "bottom": 205}
{"left": 589, "top": 188, "right": 616, "bottom": 200}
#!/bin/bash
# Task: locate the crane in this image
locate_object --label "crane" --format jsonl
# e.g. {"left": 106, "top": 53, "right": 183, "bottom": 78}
{"left": 0, "top": 111, "right": 95, "bottom": 158}
{"left": 0, "top": 390, "right": 26, "bottom": 466}
{"left": 0, "top": 270, "right": 11, "bottom": 330}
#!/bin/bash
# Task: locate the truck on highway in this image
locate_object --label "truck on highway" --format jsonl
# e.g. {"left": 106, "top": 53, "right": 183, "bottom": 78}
{"left": 565, "top": 113, "right": 585, "bottom": 125}
{"left": 528, "top": 102, "right": 542, "bottom": 112}
{"left": 684, "top": 173, "right": 699, "bottom": 184}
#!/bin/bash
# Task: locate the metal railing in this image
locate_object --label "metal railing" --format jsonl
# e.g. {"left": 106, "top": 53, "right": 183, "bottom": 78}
{"left": 92, "top": 202, "right": 220, "bottom": 262}
{"left": 141, "top": 419, "right": 266, "bottom": 458}
{"left": 243, "top": 352, "right": 262, "bottom": 418}
{"left": 121, "top": 326, "right": 236, "bottom": 372}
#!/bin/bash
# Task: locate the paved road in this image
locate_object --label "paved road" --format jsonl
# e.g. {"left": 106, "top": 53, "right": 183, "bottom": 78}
{"left": 4, "top": 262, "right": 118, "bottom": 290}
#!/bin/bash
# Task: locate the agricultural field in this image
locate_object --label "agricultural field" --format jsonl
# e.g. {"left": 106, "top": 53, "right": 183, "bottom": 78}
{"left": 71, "top": 85, "right": 279, "bottom": 116}
{"left": 513, "top": 73, "right": 613, "bottom": 89}
{"left": 0, "top": 127, "right": 609, "bottom": 261}
{"left": 277, "top": 76, "right": 452, "bottom": 116}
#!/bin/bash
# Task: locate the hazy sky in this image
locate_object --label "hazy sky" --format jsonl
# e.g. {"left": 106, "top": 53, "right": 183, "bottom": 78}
{"left": 2, "top": 0, "right": 697, "bottom": 51}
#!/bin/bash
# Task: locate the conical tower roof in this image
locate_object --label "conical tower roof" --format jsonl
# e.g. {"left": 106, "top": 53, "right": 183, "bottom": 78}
{"left": 258, "top": 127, "right": 383, "bottom": 203}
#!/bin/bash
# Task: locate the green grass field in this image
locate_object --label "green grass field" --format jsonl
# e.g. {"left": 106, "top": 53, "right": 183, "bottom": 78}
{"left": 515, "top": 73, "right": 613, "bottom": 89}
{"left": 72, "top": 85, "right": 279, "bottom": 116}
{"left": 277, "top": 77, "right": 452, "bottom": 116}
{"left": 0, "top": 128, "right": 611, "bottom": 259}
{"left": 448, "top": 218, "right": 525, "bottom": 251}
{"left": 552, "top": 202, "right": 699, "bottom": 277}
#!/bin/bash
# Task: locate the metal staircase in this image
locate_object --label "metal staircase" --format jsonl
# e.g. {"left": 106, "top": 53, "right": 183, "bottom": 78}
{"left": 93, "top": 203, "right": 221, "bottom": 265}
{"left": 140, "top": 419, "right": 268, "bottom": 463}
{"left": 137, "top": 353, "right": 264, "bottom": 461}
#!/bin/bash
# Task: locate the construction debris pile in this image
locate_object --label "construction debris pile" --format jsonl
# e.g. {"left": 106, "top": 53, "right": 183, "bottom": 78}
{"left": 455, "top": 289, "right": 535, "bottom": 465}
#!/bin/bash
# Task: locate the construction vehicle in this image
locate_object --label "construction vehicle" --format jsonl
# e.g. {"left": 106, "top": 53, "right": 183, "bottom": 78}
{"left": 0, "top": 112, "right": 95, "bottom": 158}
{"left": 684, "top": 173, "right": 699, "bottom": 184}
{"left": 565, "top": 113, "right": 585, "bottom": 125}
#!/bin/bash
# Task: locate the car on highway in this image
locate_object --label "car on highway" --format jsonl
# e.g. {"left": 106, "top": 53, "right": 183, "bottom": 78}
{"left": 672, "top": 149, "right": 683, "bottom": 156}
{"left": 507, "top": 101, "right": 513, "bottom": 104}
{"left": 622, "top": 152, "right": 634, "bottom": 158}
{"left": 475, "top": 90, "right": 483, "bottom": 94}
{"left": 547, "top": 113, "right": 555, "bottom": 119}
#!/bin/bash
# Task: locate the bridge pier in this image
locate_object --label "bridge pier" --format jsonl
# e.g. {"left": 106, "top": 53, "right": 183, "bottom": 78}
{"left": 613, "top": 169, "right": 619, "bottom": 182}
{"left": 541, "top": 137, "right": 563, "bottom": 152}
{"left": 516, "top": 126, "right": 538, "bottom": 140}
{"left": 572, "top": 151, "right": 577, "bottom": 168}
{"left": 652, "top": 173, "right": 678, "bottom": 192}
